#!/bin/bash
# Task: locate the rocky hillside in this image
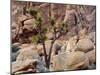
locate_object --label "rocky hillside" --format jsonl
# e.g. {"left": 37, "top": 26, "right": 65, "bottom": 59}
{"left": 11, "top": 1, "right": 96, "bottom": 74}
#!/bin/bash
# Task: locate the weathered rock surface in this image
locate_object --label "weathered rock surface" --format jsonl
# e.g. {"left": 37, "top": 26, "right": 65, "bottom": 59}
{"left": 12, "top": 42, "right": 21, "bottom": 52}
{"left": 86, "top": 49, "right": 96, "bottom": 64}
{"left": 19, "top": 43, "right": 44, "bottom": 56}
{"left": 50, "top": 52, "right": 68, "bottom": 71}
{"left": 61, "top": 35, "right": 80, "bottom": 53}
{"left": 12, "top": 59, "right": 38, "bottom": 74}
{"left": 79, "top": 28, "right": 88, "bottom": 39}
{"left": 65, "top": 51, "right": 89, "bottom": 70}
{"left": 76, "top": 38, "right": 94, "bottom": 53}
{"left": 65, "top": 36, "right": 77, "bottom": 52}
{"left": 18, "top": 15, "right": 28, "bottom": 22}
{"left": 13, "top": 42, "right": 21, "bottom": 47}
{"left": 12, "top": 51, "right": 20, "bottom": 61}
{"left": 12, "top": 22, "right": 17, "bottom": 30}
{"left": 88, "top": 32, "right": 96, "bottom": 44}
{"left": 19, "top": 44, "right": 35, "bottom": 49}
{"left": 46, "top": 32, "right": 54, "bottom": 40}
{"left": 24, "top": 19, "right": 35, "bottom": 31}
{"left": 36, "top": 59, "right": 48, "bottom": 72}
{"left": 53, "top": 40, "right": 65, "bottom": 54}
{"left": 16, "top": 47, "right": 40, "bottom": 61}
{"left": 51, "top": 51, "right": 89, "bottom": 71}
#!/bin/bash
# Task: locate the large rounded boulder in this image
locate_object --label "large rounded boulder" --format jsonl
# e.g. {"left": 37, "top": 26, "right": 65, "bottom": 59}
{"left": 16, "top": 46, "right": 40, "bottom": 61}
{"left": 51, "top": 51, "right": 89, "bottom": 71}
{"left": 76, "top": 38, "right": 94, "bottom": 53}
{"left": 66, "top": 51, "right": 89, "bottom": 70}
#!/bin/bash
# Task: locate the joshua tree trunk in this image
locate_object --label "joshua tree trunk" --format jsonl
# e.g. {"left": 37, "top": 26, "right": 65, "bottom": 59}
{"left": 42, "top": 40, "right": 49, "bottom": 68}
{"left": 47, "top": 41, "right": 55, "bottom": 69}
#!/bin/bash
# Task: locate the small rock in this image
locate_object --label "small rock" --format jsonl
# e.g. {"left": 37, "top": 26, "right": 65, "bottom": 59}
{"left": 24, "top": 19, "right": 35, "bottom": 25}
{"left": 53, "top": 40, "right": 65, "bottom": 55}
{"left": 23, "top": 19, "right": 35, "bottom": 31}
{"left": 12, "top": 43, "right": 21, "bottom": 53}
{"left": 88, "top": 32, "right": 95, "bottom": 44}
{"left": 88, "top": 63, "right": 96, "bottom": 69}
{"left": 18, "top": 15, "right": 28, "bottom": 22}
{"left": 11, "top": 29, "right": 16, "bottom": 38}
{"left": 45, "top": 40, "right": 65, "bottom": 55}
{"left": 12, "top": 22, "right": 17, "bottom": 29}
{"left": 46, "top": 32, "right": 54, "bottom": 40}
{"left": 79, "top": 28, "right": 88, "bottom": 39}
{"left": 36, "top": 44, "right": 44, "bottom": 56}
{"left": 12, "top": 51, "right": 20, "bottom": 61}
{"left": 13, "top": 42, "right": 21, "bottom": 48}
{"left": 61, "top": 41, "right": 68, "bottom": 52}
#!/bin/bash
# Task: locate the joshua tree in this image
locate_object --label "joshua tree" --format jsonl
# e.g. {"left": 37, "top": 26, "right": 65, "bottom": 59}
{"left": 27, "top": 4, "right": 68, "bottom": 69}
